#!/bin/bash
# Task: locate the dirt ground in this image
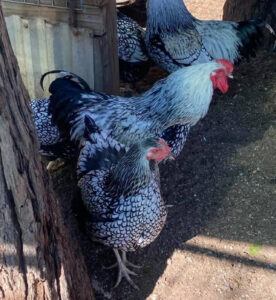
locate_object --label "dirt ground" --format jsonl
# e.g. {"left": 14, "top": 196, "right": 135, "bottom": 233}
{"left": 50, "top": 50, "right": 276, "bottom": 300}
{"left": 185, "top": 0, "right": 226, "bottom": 20}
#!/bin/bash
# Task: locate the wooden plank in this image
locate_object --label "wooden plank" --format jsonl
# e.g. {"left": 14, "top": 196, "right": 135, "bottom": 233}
{"left": 2, "top": 2, "right": 105, "bottom": 35}
{"left": 102, "top": 0, "right": 119, "bottom": 94}
{"left": 6, "top": 16, "right": 29, "bottom": 93}
{"left": 5, "top": 15, "right": 94, "bottom": 98}
{"left": 71, "top": 27, "right": 94, "bottom": 90}
{"left": 28, "top": 19, "right": 45, "bottom": 98}
{"left": 93, "top": 35, "right": 104, "bottom": 92}
{"left": 3, "top": 0, "right": 118, "bottom": 95}
{"left": 83, "top": 0, "right": 110, "bottom": 6}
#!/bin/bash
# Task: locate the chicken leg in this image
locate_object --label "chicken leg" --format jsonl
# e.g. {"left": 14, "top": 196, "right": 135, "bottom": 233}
{"left": 112, "top": 249, "right": 140, "bottom": 290}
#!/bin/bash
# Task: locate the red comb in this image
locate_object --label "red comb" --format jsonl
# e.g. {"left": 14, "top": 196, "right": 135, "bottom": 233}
{"left": 216, "top": 59, "right": 234, "bottom": 73}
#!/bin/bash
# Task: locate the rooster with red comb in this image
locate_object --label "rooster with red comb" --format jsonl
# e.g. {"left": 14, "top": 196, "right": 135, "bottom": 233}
{"left": 31, "top": 59, "right": 233, "bottom": 160}
{"left": 41, "top": 60, "right": 233, "bottom": 156}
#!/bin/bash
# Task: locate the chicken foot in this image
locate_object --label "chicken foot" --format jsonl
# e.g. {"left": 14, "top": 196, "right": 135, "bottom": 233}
{"left": 104, "top": 250, "right": 141, "bottom": 269}
{"left": 111, "top": 249, "right": 140, "bottom": 290}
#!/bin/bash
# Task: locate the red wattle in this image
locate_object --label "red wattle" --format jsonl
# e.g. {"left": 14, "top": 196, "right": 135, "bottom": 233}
{"left": 210, "top": 74, "right": 217, "bottom": 89}
{"left": 147, "top": 139, "right": 171, "bottom": 162}
{"left": 216, "top": 77, "right": 229, "bottom": 94}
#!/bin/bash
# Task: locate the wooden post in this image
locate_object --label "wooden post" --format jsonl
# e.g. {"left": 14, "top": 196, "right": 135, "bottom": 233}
{"left": 0, "top": 2, "right": 94, "bottom": 299}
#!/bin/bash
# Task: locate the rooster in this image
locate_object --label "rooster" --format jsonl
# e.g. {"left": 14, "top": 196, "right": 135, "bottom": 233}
{"left": 77, "top": 115, "right": 171, "bottom": 289}
{"left": 43, "top": 59, "right": 233, "bottom": 158}
{"left": 145, "top": 0, "right": 275, "bottom": 73}
{"left": 117, "top": 10, "right": 151, "bottom": 82}
{"left": 145, "top": 0, "right": 272, "bottom": 155}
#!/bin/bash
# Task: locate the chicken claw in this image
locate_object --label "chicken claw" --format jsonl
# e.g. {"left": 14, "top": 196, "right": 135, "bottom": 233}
{"left": 112, "top": 249, "right": 139, "bottom": 290}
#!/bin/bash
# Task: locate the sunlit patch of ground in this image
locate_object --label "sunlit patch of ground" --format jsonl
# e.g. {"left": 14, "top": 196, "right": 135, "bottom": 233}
{"left": 185, "top": 0, "right": 226, "bottom": 20}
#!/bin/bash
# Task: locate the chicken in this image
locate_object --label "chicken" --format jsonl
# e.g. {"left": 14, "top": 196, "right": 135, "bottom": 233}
{"left": 77, "top": 115, "right": 171, "bottom": 289}
{"left": 30, "top": 70, "right": 93, "bottom": 160}
{"left": 42, "top": 59, "right": 233, "bottom": 158}
{"left": 161, "top": 124, "right": 191, "bottom": 157}
{"left": 145, "top": 0, "right": 271, "bottom": 155}
{"left": 117, "top": 10, "right": 151, "bottom": 82}
{"left": 30, "top": 98, "right": 77, "bottom": 160}
{"left": 145, "top": 0, "right": 275, "bottom": 73}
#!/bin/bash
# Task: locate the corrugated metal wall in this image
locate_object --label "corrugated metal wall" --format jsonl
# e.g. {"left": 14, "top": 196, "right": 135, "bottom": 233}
{"left": 5, "top": 15, "right": 94, "bottom": 98}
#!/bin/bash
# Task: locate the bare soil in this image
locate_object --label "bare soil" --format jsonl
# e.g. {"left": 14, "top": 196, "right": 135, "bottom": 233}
{"left": 50, "top": 50, "right": 276, "bottom": 300}
{"left": 185, "top": 0, "right": 226, "bottom": 20}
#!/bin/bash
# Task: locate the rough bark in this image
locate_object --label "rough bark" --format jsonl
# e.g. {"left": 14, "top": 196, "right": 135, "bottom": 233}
{"left": 223, "top": 0, "right": 276, "bottom": 46}
{"left": 0, "top": 2, "right": 94, "bottom": 299}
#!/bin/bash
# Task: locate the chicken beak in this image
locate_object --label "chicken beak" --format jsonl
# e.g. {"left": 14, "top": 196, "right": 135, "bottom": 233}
{"left": 228, "top": 74, "right": 234, "bottom": 79}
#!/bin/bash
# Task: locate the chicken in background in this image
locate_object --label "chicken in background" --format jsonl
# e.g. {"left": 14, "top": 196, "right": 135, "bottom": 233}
{"left": 117, "top": 10, "right": 152, "bottom": 84}
{"left": 144, "top": 0, "right": 273, "bottom": 156}
{"left": 30, "top": 98, "right": 78, "bottom": 162}
{"left": 37, "top": 60, "right": 232, "bottom": 159}
{"left": 30, "top": 72, "right": 93, "bottom": 163}
{"left": 77, "top": 115, "right": 170, "bottom": 289}
{"left": 145, "top": 0, "right": 275, "bottom": 73}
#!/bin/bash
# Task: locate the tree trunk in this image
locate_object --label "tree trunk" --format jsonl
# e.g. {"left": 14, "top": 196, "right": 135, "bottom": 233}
{"left": 0, "top": 2, "right": 94, "bottom": 299}
{"left": 223, "top": 0, "right": 276, "bottom": 46}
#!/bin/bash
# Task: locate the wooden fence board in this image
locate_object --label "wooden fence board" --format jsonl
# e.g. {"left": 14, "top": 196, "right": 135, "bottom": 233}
{"left": 3, "top": 0, "right": 119, "bottom": 96}
{"left": 5, "top": 15, "right": 95, "bottom": 98}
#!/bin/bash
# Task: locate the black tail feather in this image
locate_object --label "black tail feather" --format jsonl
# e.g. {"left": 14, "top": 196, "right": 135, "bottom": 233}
{"left": 41, "top": 70, "right": 91, "bottom": 140}
{"left": 237, "top": 19, "right": 270, "bottom": 60}
{"left": 40, "top": 69, "right": 91, "bottom": 92}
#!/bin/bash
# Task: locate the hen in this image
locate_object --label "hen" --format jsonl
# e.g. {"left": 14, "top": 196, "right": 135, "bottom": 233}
{"left": 145, "top": 0, "right": 275, "bottom": 73}
{"left": 117, "top": 10, "right": 151, "bottom": 82}
{"left": 42, "top": 59, "right": 233, "bottom": 158}
{"left": 77, "top": 115, "right": 171, "bottom": 289}
{"left": 30, "top": 97, "right": 78, "bottom": 160}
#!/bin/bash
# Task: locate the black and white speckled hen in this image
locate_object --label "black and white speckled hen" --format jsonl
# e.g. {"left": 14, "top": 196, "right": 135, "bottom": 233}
{"left": 30, "top": 98, "right": 78, "bottom": 160}
{"left": 77, "top": 115, "right": 171, "bottom": 289}
{"left": 42, "top": 59, "right": 233, "bottom": 158}
{"left": 117, "top": 10, "right": 151, "bottom": 83}
{"left": 145, "top": 0, "right": 275, "bottom": 73}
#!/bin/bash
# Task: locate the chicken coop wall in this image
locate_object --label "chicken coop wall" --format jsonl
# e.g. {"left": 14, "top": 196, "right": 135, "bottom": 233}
{"left": 2, "top": 0, "right": 119, "bottom": 98}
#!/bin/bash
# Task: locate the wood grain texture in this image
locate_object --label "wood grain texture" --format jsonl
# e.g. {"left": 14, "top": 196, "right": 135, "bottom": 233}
{"left": 5, "top": 16, "right": 95, "bottom": 98}
{"left": 0, "top": 2, "right": 94, "bottom": 299}
{"left": 2, "top": 0, "right": 119, "bottom": 96}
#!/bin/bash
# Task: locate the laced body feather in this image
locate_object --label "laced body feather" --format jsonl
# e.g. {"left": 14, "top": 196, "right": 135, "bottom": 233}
{"left": 77, "top": 121, "right": 167, "bottom": 252}
{"left": 31, "top": 98, "right": 78, "bottom": 159}
{"left": 117, "top": 11, "right": 151, "bottom": 82}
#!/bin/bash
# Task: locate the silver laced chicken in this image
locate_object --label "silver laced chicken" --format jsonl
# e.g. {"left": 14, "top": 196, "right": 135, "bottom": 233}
{"left": 145, "top": 0, "right": 275, "bottom": 73}
{"left": 117, "top": 10, "right": 151, "bottom": 83}
{"left": 77, "top": 115, "right": 171, "bottom": 289}
{"left": 145, "top": 0, "right": 273, "bottom": 155}
{"left": 40, "top": 60, "right": 233, "bottom": 159}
